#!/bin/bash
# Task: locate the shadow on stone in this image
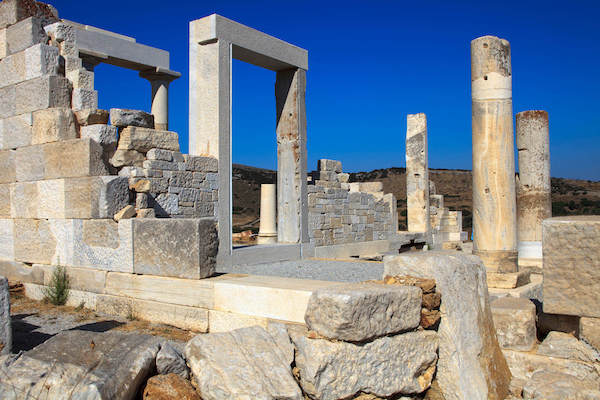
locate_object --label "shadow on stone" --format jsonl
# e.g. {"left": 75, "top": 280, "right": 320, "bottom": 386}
{"left": 11, "top": 314, "right": 54, "bottom": 352}
{"left": 70, "top": 320, "right": 124, "bottom": 333}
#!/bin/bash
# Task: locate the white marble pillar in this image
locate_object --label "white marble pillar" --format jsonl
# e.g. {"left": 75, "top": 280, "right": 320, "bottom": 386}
{"left": 406, "top": 113, "right": 430, "bottom": 237}
{"left": 471, "top": 35, "right": 518, "bottom": 273}
{"left": 140, "top": 69, "right": 180, "bottom": 131}
{"left": 516, "top": 110, "right": 551, "bottom": 266}
{"left": 257, "top": 184, "right": 277, "bottom": 244}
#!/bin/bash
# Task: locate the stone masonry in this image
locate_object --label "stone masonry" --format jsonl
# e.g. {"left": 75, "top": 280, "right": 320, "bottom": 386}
{"left": 308, "top": 159, "right": 397, "bottom": 246}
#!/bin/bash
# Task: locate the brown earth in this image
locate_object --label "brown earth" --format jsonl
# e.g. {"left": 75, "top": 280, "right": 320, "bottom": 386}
{"left": 232, "top": 164, "right": 600, "bottom": 236}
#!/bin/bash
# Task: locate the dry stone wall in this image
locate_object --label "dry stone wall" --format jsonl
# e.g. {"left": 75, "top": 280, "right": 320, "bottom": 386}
{"left": 308, "top": 159, "right": 397, "bottom": 246}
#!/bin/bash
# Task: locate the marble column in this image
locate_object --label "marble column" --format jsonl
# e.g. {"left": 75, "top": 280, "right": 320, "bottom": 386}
{"left": 275, "top": 68, "right": 308, "bottom": 244}
{"left": 140, "top": 69, "right": 180, "bottom": 131}
{"left": 516, "top": 110, "right": 551, "bottom": 265}
{"left": 257, "top": 184, "right": 277, "bottom": 244}
{"left": 406, "top": 113, "right": 430, "bottom": 238}
{"left": 471, "top": 35, "right": 518, "bottom": 273}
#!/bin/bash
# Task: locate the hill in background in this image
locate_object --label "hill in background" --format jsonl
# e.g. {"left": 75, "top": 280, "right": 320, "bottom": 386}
{"left": 232, "top": 164, "right": 600, "bottom": 235}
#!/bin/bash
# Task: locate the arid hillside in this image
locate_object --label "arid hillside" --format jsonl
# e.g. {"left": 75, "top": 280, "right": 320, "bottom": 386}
{"left": 232, "top": 164, "right": 600, "bottom": 235}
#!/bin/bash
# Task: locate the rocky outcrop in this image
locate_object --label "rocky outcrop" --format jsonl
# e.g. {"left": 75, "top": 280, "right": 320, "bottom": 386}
{"left": 0, "top": 330, "right": 160, "bottom": 400}
{"left": 304, "top": 282, "right": 422, "bottom": 341}
{"left": 384, "top": 251, "right": 511, "bottom": 400}
{"left": 184, "top": 324, "right": 302, "bottom": 400}
{"left": 291, "top": 328, "right": 438, "bottom": 400}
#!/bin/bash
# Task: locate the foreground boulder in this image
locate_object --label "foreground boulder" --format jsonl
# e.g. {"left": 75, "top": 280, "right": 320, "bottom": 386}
{"left": 184, "top": 324, "right": 302, "bottom": 400}
{"left": 0, "top": 330, "right": 160, "bottom": 400}
{"left": 0, "top": 277, "right": 10, "bottom": 355}
{"left": 522, "top": 370, "right": 600, "bottom": 400}
{"left": 304, "top": 282, "right": 422, "bottom": 341}
{"left": 290, "top": 328, "right": 438, "bottom": 400}
{"left": 384, "top": 251, "right": 511, "bottom": 400}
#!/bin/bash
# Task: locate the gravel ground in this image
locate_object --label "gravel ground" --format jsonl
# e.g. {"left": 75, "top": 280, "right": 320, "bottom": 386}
{"left": 219, "top": 258, "right": 385, "bottom": 282}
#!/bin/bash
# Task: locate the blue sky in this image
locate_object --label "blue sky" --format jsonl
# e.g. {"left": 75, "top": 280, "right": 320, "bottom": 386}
{"left": 52, "top": 0, "right": 599, "bottom": 180}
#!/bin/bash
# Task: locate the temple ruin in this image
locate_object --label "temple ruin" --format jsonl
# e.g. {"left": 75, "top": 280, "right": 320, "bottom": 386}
{"left": 0, "top": 1, "right": 598, "bottom": 399}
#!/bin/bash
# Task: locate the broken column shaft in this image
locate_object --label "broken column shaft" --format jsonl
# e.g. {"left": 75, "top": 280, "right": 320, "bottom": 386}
{"left": 516, "top": 110, "right": 551, "bottom": 263}
{"left": 471, "top": 35, "right": 518, "bottom": 272}
{"left": 406, "top": 113, "right": 430, "bottom": 237}
{"left": 257, "top": 183, "right": 277, "bottom": 244}
{"left": 140, "top": 70, "right": 180, "bottom": 131}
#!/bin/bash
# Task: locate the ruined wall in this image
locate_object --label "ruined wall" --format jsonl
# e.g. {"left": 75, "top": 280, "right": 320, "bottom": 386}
{"left": 0, "top": 3, "right": 218, "bottom": 298}
{"left": 429, "top": 183, "right": 467, "bottom": 248}
{"left": 308, "top": 159, "right": 398, "bottom": 246}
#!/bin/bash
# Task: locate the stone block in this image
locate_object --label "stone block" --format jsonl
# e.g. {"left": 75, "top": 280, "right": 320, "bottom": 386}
{"left": 487, "top": 270, "right": 530, "bottom": 289}
{"left": 24, "top": 281, "right": 98, "bottom": 308}
{"left": 542, "top": 216, "right": 600, "bottom": 317}
{"left": 37, "top": 264, "right": 106, "bottom": 294}
{"left": 71, "top": 219, "right": 134, "bottom": 273}
{"left": 0, "top": 43, "right": 59, "bottom": 89}
{"left": 31, "top": 107, "right": 77, "bottom": 144}
{"left": 318, "top": 158, "right": 342, "bottom": 173}
{"left": 0, "top": 0, "right": 58, "bottom": 30}
{"left": 74, "top": 108, "right": 109, "bottom": 126}
{"left": 304, "top": 282, "right": 421, "bottom": 341}
{"left": 0, "top": 85, "right": 16, "bottom": 118}
{"left": 291, "top": 328, "right": 438, "bottom": 400}
{"left": 72, "top": 88, "right": 98, "bottom": 110}
{"left": 96, "top": 294, "right": 208, "bottom": 332}
{"left": 110, "top": 148, "right": 145, "bottom": 168}
{"left": 0, "top": 185, "right": 11, "bottom": 217}
{"left": 522, "top": 370, "right": 600, "bottom": 400}
{"left": 208, "top": 310, "right": 270, "bottom": 332}
{"left": 43, "top": 21, "right": 74, "bottom": 43}
{"left": 66, "top": 68, "right": 94, "bottom": 90}
{"left": 0, "top": 28, "right": 6, "bottom": 59}
{"left": 14, "top": 75, "right": 71, "bottom": 116}
{"left": 41, "top": 138, "right": 109, "bottom": 180}
{"left": 132, "top": 218, "right": 217, "bottom": 279}
{"left": 537, "top": 331, "right": 600, "bottom": 363}
{"left": 0, "top": 113, "right": 32, "bottom": 149}
{"left": 0, "top": 330, "right": 161, "bottom": 399}
{"left": 146, "top": 148, "right": 173, "bottom": 161}
{"left": 13, "top": 218, "right": 57, "bottom": 264}
{"left": 109, "top": 108, "right": 154, "bottom": 128}
{"left": 580, "top": 317, "right": 600, "bottom": 351}
{"left": 10, "top": 180, "right": 37, "bottom": 217}
{"left": 0, "top": 218, "right": 12, "bottom": 259}
{"left": 384, "top": 251, "right": 511, "bottom": 400}
{"left": 185, "top": 325, "right": 302, "bottom": 399}
{"left": 491, "top": 297, "right": 537, "bottom": 351}
{"left": 0, "top": 149, "right": 15, "bottom": 183}
{"left": 0, "top": 276, "right": 10, "bottom": 355}
{"left": 104, "top": 272, "right": 214, "bottom": 308}
{"left": 184, "top": 155, "right": 218, "bottom": 172}
{"left": 117, "top": 126, "right": 179, "bottom": 153}
{"left": 5, "top": 16, "right": 49, "bottom": 55}
{"left": 80, "top": 124, "right": 118, "bottom": 146}
{"left": 0, "top": 259, "right": 43, "bottom": 284}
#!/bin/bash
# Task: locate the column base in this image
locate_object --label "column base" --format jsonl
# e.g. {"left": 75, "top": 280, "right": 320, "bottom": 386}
{"left": 473, "top": 249, "right": 518, "bottom": 273}
{"left": 256, "top": 235, "right": 277, "bottom": 245}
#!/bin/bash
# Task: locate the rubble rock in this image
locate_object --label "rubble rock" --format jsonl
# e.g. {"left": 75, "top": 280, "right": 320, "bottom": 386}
{"left": 156, "top": 341, "right": 189, "bottom": 379}
{"left": 110, "top": 108, "right": 154, "bottom": 128}
{"left": 0, "top": 330, "right": 160, "bottom": 399}
{"left": 114, "top": 205, "right": 136, "bottom": 221}
{"left": 0, "top": 277, "right": 10, "bottom": 355}
{"left": 304, "top": 282, "right": 422, "bottom": 341}
{"left": 537, "top": 331, "right": 600, "bottom": 363}
{"left": 291, "top": 328, "right": 438, "bottom": 400}
{"left": 384, "top": 251, "right": 511, "bottom": 400}
{"left": 522, "top": 370, "right": 600, "bottom": 400}
{"left": 185, "top": 325, "right": 302, "bottom": 400}
{"left": 143, "top": 374, "right": 200, "bottom": 400}
{"left": 491, "top": 297, "right": 537, "bottom": 351}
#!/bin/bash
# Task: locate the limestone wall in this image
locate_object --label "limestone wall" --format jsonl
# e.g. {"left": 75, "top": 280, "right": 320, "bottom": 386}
{"left": 0, "top": 5, "right": 218, "bottom": 284}
{"left": 308, "top": 159, "right": 397, "bottom": 247}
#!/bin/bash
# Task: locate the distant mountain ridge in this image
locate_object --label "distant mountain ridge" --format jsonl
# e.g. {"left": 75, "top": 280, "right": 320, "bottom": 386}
{"left": 232, "top": 164, "right": 600, "bottom": 233}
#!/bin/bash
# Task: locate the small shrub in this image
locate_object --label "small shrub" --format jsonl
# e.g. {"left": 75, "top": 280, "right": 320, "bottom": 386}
{"left": 43, "top": 266, "right": 70, "bottom": 306}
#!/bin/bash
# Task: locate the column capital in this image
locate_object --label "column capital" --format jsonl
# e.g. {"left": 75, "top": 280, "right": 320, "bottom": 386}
{"left": 139, "top": 67, "right": 181, "bottom": 84}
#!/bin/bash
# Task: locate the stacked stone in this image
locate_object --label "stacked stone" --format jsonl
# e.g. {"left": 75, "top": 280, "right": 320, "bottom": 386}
{"left": 307, "top": 159, "right": 397, "bottom": 247}
{"left": 106, "top": 109, "right": 219, "bottom": 219}
{"left": 296, "top": 282, "right": 439, "bottom": 399}
{"left": 429, "top": 184, "right": 468, "bottom": 249}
